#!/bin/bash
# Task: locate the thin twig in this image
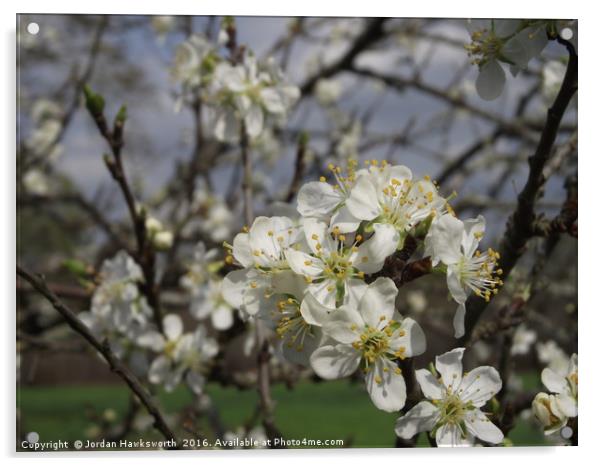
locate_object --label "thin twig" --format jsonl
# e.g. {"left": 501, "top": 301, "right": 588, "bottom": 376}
{"left": 16, "top": 265, "right": 180, "bottom": 448}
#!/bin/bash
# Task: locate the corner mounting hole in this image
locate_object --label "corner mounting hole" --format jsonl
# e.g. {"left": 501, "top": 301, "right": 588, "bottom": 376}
{"left": 27, "top": 22, "right": 40, "bottom": 35}
{"left": 560, "top": 27, "right": 573, "bottom": 40}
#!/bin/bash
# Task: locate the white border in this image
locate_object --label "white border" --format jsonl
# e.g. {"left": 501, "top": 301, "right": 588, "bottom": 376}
{"left": 3, "top": 1, "right": 596, "bottom": 465}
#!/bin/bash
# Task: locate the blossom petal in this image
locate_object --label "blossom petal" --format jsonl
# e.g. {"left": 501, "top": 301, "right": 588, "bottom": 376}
{"left": 476, "top": 60, "right": 506, "bottom": 101}
{"left": 415, "top": 368, "right": 445, "bottom": 400}
{"left": 354, "top": 223, "right": 399, "bottom": 273}
{"left": 310, "top": 344, "right": 361, "bottom": 379}
{"left": 186, "top": 371, "right": 206, "bottom": 395}
{"left": 330, "top": 204, "right": 361, "bottom": 233}
{"left": 297, "top": 181, "right": 344, "bottom": 218}
{"left": 464, "top": 409, "right": 504, "bottom": 444}
{"left": 232, "top": 232, "right": 253, "bottom": 267}
{"left": 322, "top": 306, "right": 364, "bottom": 344}
{"left": 392, "top": 317, "right": 426, "bottom": 358}
{"left": 260, "top": 87, "right": 286, "bottom": 114}
{"left": 357, "top": 277, "right": 398, "bottom": 327}
{"left": 365, "top": 358, "right": 407, "bottom": 412}
{"left": 245, "top": 104, "right": 264, "bottom": 139}
{"left": 453, "top": 303, "right": 467, "bottom": 339}
{"left": 301, "top": 217, "right": 328, "bottom": 255}
{"left": 436, "top": 423, "right": 473, "bottom": 447}
{"left": 459, "top": 366, "right": 502, "bottom": 407}
{"left": 425, "top": 215, "right": 464, "bottom": 265}
{"left": 222, "top": 269, "right": 250, "bottom": 309}
{"left": 211, "top": 305, "right": 234, "bottom": 330}
{"left": 163, "top": 314, "right": 183, "bottom": 341}
{"left": 436, "top": 348, "right": 465, "bottom": 393}
{"left": 346, "top": 175, "right": 380, "bottom": 221}
{"left": 542, "top": 367, "right": 570, "bottom": 395}
{"left": 285, "top": 249, "right": 323, "bottom": 277}
{"left": 300, "top": 292, "right": 332, "bottom": 326}
{"left": 280, "top": 327, "right": 323, "bottom": 367}
{"left": 394, "top": 401, "right": 439, "bottom": 439}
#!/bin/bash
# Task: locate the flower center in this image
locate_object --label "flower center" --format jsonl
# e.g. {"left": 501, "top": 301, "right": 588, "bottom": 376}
{"left": 273, "top": 297, "right": 314, "bottom": 352}
{"left": 456, "top": 248, "right": 503, "bottom": 302}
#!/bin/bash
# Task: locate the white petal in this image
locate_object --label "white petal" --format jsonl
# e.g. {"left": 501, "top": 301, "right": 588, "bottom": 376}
{"left": 343, "top": 279, "right": 368, "bottom": 307}
{"left": 542, "top": 367, "right": 570, "bottom": 395}
{"left": 213, "top": 108, "right": 240, "bottom": 143}
{"left": 345, "top": 175, "right": 380, "bottom": 221}
{"left": 555, "top": 393, "right": 577, "bottom": 418}
{"left": 459, "top": 366, "right": 502, "bottom": 407}
{"left": 425, "top": 215, "right": 464, "bottom": 265}
{"left": 354, "top": 223, "right": 399, "bottom": 273}
{"left": 232, "top": 232, "right": 253, "bottom": 267}
{"left": 297, "top": 181, "right": 344, "bottom": 218}
{"left": 211, "top": 305, "right": 234, "bottom": 330}
{"left": 280, "top": 327, "right": 323, "bottom": 367}
{"left": 436, "top": 348, "right": 465, "bottom": 393}
{"left": 415, "top": 369, "right": 445, "bottom": 400}
{"left": 476, "top": 60, "right": 506, "bottom": 101}
{"left": 393, "top": 317, "right": 426, "bottom": 358}
{"left": 464, "top": 409, "right": 504, "bottom": 444}
{"left": 260, "top": 87, "right": 286, "bottom": 115}
{"left": 186, "top": 371, "right": 206, "bottom": 395}
{"left": 447, "top": 267, "right": 468, "bottom": 305}
{"left": 163, "top": 314, "right": 183, "bottom": 341}
{"left": 285, "top": 249, "right": 323, "bottom": 277}
{"left": 330, "top": 204, "right": 361, "bottom": 233}
{"left": 310, "top": 344, "right": 361, "bottom": 379}
{"left": 222, "top": 269, "right": 250, "bottom": 309}
{"left": 493, "top": 19, "right": 521, "bottom": 37}
{"left": 365, "top": 358, "right": 407, "bottom": 412}
{"left": 148, "top": 355, "right": 170, "bottom": 384}
{"left": 394, "top": 401, "right": 439, "bottom": 439}
{"left": 461, "top": 215, "right": 485, "bottom": 257}
{"left": 308, "top": 279, "right": 338, "bottom": 308}
{"left": 245, "top": 104, "right": 264, "bottom": 139}
{"left": 322, "top": 306, "right": 364, "bottom": 344}
{"left": 453, "top": 303, "right": 467, "bottom": 339}
{"left": 357, "top": 277, "right": 398, "bottom": 327}
{"left": 301, "top": 217, "right": 328, "bottom": 255}
{"left": 300, "top": 292, "right": 333, "bottom": 326}
{"left": 436, "top": 423, "right": 473, "bottom": 447}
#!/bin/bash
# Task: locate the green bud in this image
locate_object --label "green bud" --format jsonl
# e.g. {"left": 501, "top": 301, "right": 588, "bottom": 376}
{"left": 298, "top": 131, "right": 310, "bottom": 146}
{"left": 115, "top": 105, "right": 127, "bottom": 125}
{"left": 62, "top": 259, "right": 90, "bottom": 277}
{"left": 83, "top": 85, "right": 105, "bottom": 115}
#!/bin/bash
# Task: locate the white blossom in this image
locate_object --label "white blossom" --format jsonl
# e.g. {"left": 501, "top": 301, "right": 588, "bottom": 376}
{"left": 510, "top": 324, "right": 536, "bottom": 355}
{"left": 315, "top": 78, "right": 343, "bottom": 105}
{"left": 346, "top": 162, "right": 447, "bottom": 240}
{"left": 395, "top": 348, "right": 504, "bottom": 446}
{"left": 285, "top": 217, "right": 398, "bottom": 307}
{"left": 532, "top": 353, "right": 577, "bottom": 435}
{"left": 425, "top": 214, "right": 502, "bottom": 338}
{"left": 466, "top": 20, "right": 549, "bottom": 100}
{"left": 207, "top": 53, "right": 299, "bottom": 142}
{"left": 146, "top": 314, "right": 218, "bottom": 394}
{"left": 310, "top": 278, "right": 426, "bottom": 412}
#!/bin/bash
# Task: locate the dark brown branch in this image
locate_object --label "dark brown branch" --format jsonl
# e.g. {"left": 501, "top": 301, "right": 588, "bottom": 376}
{"left": 16, "top": 265, "right": 180, "bottom": 448}
{"left": 299, "top": 18, "right": 388, "bottom": 96}
{"left": 461, "top": 41, "right": 578, "bottom": 344}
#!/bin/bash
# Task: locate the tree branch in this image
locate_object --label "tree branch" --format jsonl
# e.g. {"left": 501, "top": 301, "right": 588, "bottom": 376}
{"left": 461, "top": 41, "right": 578, "bottom": 344}
{"left": 16, "top": 265, "right": 180, "bottom": 448}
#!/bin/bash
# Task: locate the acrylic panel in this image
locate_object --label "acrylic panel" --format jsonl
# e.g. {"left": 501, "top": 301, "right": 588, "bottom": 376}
{"left": 16, "top": 14, "right": 578, "bottom": 451}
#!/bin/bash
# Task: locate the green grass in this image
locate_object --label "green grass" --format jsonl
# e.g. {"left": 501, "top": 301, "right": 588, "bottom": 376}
{"left": 17, "top": 378, "right": 547, "bottom": 450}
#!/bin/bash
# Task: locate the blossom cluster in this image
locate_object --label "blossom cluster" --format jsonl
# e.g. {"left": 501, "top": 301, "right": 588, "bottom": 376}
{"left": 219, "top": 159, "right": 504, "bottom": 428}
{"left": 170, "top": 32, "right": 299, "bottom": 143}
